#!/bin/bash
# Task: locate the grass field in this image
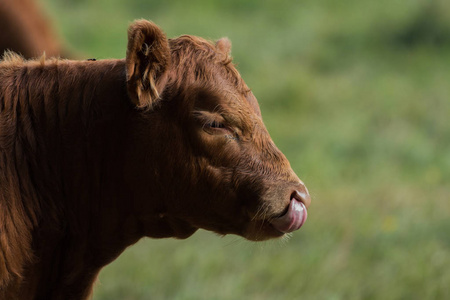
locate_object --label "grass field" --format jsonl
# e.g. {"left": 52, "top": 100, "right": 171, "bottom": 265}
{"left": 40, "top": 0, "right": 450, "bottom": 299}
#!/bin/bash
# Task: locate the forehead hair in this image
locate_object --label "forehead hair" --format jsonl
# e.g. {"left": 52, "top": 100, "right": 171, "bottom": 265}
{"left": 168, "top": 35, "right": 250, "bottom": 96}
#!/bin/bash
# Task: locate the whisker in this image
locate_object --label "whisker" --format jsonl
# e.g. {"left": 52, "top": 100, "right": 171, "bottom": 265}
{"left": 280, "top": 233, "right": 293, "bottom": 245}
{"left": 252, "top": 202, "right": 267, "bottom": 221}
{"left": 223, "top": 236, "right": 245, "bottom": 247}
{"left": 261, "top": 204, "right": 270, "bottom": 220}
{"left": 257, "top": 205, "right": 270, "bottom": 234}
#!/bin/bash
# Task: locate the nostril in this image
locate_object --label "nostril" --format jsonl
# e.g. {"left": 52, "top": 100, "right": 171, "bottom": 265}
{"left": 291, "top": 190, "right": 311, "bottom": 209}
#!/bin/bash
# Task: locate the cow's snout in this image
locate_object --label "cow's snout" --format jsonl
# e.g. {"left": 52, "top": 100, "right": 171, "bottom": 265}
{"left": 292, "top": 185, "right": 311, "bottom": 209}
{"left": 268, "top": 186, "right": 311, "bottom": 234}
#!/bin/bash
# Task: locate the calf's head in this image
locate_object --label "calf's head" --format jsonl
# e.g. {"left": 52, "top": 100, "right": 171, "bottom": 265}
{"left": 126, "top": 20, "right": 311, "bottom": 241}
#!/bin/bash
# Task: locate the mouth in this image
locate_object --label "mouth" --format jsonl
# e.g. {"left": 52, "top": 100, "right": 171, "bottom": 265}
{"left": 269, "top": 191, "right": 308, "bottom": 234}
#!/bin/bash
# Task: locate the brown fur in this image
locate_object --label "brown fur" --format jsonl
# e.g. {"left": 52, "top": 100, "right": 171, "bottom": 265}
{"left": 0, "top": 0, "right": 64, "bottom": 58}
{"left": 0, "top": 20, "right": 310, "bottom": 299}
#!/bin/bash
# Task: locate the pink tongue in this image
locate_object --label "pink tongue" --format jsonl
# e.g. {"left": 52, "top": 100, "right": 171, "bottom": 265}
{"left": 270, "top": 199, "right": 307, "bottom": 233}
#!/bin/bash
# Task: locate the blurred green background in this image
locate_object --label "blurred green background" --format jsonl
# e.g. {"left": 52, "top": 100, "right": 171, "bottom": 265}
{"left": 40, "top": 0, "right": 450, "bottom": 299}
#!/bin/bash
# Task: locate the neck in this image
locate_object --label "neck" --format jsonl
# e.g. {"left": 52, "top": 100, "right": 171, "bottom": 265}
{"left": 1, "top": 58, "right": 196, "bottom": 299}
{"left": 3, "top": 58, "right": 132, "bottom": 299}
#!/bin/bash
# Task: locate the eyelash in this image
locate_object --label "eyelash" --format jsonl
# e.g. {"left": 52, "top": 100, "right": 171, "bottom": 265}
{"left": 193, "top": 111, "right": 238, "bottom": 139}
{"left": 207, "top": 120, "right": 225, "bottom": 129}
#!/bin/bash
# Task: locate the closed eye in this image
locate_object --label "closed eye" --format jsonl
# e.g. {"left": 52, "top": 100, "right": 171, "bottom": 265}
{"left": 193, "top": 110, "right": 239, "bottom": 139}
{"left": 203, "top": 119, "right": 230, "bottom": 135}
{"left": 207, "top": 120, "right": 225, "bottom": 129}
{"left": 193, "top": 111, "right": 227, "bottom": 132}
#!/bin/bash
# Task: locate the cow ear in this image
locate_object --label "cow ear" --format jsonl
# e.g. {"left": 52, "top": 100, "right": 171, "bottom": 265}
{"left": 126, "top": 20, "right": 171, "bottom": 109}
{"left": 215, "top": 38, "right": 232, "bottom": 58}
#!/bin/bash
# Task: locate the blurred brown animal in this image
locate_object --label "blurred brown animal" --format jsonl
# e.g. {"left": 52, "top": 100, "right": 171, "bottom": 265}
{"left": 0, "top": 0, "right": 63, "bottom": 58}
{"left": 0, "top": 20, "right": 311, "bottom": 300}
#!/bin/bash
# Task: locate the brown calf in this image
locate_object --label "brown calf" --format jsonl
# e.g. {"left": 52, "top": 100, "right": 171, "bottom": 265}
{"left": 0, "top": 20, "right": 311, "bottom": 300}
{"left": 0, "top": 0, "right": 63, "bottom": 58}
